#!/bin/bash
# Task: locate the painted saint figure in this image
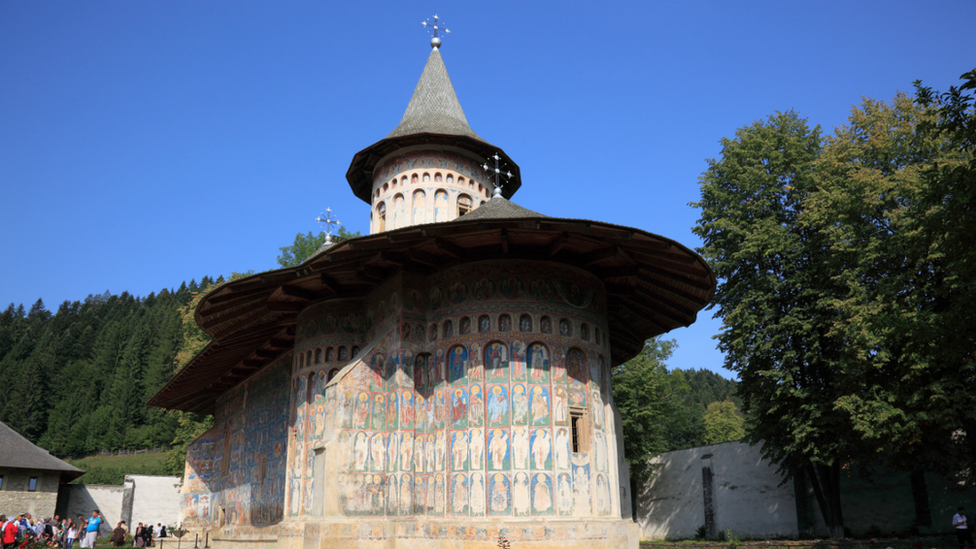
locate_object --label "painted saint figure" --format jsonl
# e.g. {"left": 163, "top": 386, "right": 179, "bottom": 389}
{"left": 512, "top": 472, "right": 530, "bottom": 516}
{"left": 487, "top": 385, "right": 509, "bottom": 425}
{"left": 488, "top": 428, "right": 508, "bottom": 470}
{"left": 533, "top": 473, "right": 553, "bottom": 514}
{"left": 531, "top": 428, "right": 551, "bottom": 470}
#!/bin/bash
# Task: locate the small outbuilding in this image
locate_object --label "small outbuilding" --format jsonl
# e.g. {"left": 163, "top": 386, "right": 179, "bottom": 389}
{"left": 0, "top": 420, "right": 85, "bottom": 519}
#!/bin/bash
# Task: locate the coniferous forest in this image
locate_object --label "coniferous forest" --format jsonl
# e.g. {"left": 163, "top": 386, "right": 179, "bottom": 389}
{"left": 0, "top": 278, "right": 224, "bottom": 473}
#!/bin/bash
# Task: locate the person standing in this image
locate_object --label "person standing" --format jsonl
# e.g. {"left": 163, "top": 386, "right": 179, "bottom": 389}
{"left": 954, "top": 507, "right": 975, "bottom": 549}
{"left": 111, "top": 523, "right": 126, "bottom": 548}
{"left": 66, "top": 520, "right": 78, "bottom": 549}
{"left": 83, "top": 510, "right": 102, "bottom": 549}
{"left": 2, "top": 516, "right": 19, "bottom": 549}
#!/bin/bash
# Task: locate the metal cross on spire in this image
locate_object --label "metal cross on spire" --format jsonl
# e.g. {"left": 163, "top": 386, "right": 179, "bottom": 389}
{"left": 421, "top": 13, "right": 450, "bottom": 49}
{"left": 315, "top": 208, "right": 341, "bottom": 245}
{"left": 482, "top": 153, "right": 513, "bottom": 199}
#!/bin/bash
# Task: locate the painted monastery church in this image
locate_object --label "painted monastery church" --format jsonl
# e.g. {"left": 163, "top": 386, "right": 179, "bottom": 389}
{"left": 150, "top": 32, "right": 715, "bottom": 549}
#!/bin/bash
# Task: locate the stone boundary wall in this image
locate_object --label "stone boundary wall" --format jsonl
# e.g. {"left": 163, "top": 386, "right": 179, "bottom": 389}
{"left": 637, "top": 441, "right": 976, "bottom": 541}
{"left": 637, "top": 442, "right": 796, "bottom": 540}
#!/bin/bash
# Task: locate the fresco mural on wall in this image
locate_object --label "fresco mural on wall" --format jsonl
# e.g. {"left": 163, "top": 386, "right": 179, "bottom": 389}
{"left": 182, "top": 263, "right": 620, "bottom": 528}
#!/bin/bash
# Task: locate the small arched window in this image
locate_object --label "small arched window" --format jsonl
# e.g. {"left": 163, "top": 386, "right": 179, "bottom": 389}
{"left": 434, "top": 172, "right": 442, "bottom": 182}
{"left": 457, "top": 195, "right": 473, "bottom": 217}
{"left": 383, "top": 182, "right": 389, "bottom": 192}
{"left": 446, "top": 174, "right": 454, "bottom": 185}
{"left": 391, "top": 178, "right": 397, "bottom": 188}
{"left": 411, "top": 174, "right": 419, "bottom": 184}
{"left": 314, "top": 348, "right": 322, "bottom": 364}
{"left": 423, "top": 173, "right": 431, "bottom": 182}
{"left": 377, "top": 202, "right": 387, "bottom": 232}
{"left": 401, "top": 176, "right": 408, "bottom": 185}
{"left": 469, "top": 179, "right": 474, "bottom": 189}
{"left": 458, "top": 177, "right": 465, "bottom": 186}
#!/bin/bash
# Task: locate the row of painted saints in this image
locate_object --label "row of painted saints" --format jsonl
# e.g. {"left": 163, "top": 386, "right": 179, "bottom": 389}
{"left": 330, "top": 381, "right": 606, "bottom": 432}
{"left": 323, "top": 428, "right": 610, "bottom": 475}
{"left": 305, "top": 469, "right": 613, "bottom": 517}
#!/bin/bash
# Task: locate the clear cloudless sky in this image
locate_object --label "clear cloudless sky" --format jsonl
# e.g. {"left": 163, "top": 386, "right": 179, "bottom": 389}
{"left": 2, "top": 1, "right": 974, "bottom": 379}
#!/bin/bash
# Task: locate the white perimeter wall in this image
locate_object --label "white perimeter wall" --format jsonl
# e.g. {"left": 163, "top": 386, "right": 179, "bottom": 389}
{"left": 64, "top": 475, "right": 181, "bottom": 535}
{"left": 64, "top": 484, "right": 124, "bottom": 535}
{"left": 636, "top": 441, "right": 797, "bottom": 540}
{"left": 128, "top": 475, "right": 181, "bottom": 528}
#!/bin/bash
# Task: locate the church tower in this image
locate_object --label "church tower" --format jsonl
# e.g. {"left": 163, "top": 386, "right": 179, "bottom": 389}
{"left": 347, "top": 36, "right": 521, "bottom": 233}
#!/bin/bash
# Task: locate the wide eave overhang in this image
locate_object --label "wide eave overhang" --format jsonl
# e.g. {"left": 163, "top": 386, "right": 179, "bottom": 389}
{"left": 150, "top": 215, "right": 715, "bottom": 415}
{"left": 346, "top": 132, "right": 522, "bottom": 204}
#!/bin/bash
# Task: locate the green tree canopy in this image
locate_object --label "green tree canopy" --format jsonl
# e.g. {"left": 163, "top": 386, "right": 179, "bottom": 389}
{"left": 702, "top": 400, "right": 744, "bottom": 445}
{"left": 276, "top": 226, "right": 360, "bottom": 268}
{"left": 692, "top": 72, "right": 976, "bottom": 537}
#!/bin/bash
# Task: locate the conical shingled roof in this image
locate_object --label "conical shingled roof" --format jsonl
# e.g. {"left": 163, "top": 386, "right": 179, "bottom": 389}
{"left": 386, "top": 49, "right": 484, "bottom": 141}
{"left": 346, "top": 47, "right": 522, "bottom": 203}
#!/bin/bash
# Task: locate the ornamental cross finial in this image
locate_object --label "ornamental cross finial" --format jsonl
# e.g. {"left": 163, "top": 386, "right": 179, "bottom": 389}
{"left": 421, "top": 13, "right": 450, "bottom": 49}
{"left": 482, "top": 153, "right": 513, "bottom": 199}
{"left": 315, "top": 208, "right": 341, "bottom": 245}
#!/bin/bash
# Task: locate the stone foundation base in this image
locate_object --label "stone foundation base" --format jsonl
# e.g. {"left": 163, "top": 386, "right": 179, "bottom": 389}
{"left": 208, "top": 519, "right": 638, "bottom": 549}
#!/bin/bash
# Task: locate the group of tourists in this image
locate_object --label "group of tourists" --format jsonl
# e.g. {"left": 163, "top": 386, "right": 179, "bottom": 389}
{"left": 1, "top": 510, "right": 166, "bottom": 549}
{"left": 110, "top": 521, "right": 166, "bottom": 548}
{"left": 1, "top": 511, "right": 87, "bottom": 549}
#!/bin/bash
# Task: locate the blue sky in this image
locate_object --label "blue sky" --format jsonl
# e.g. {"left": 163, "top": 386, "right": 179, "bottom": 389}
{"left": 2, "top": 1, "right": 974, "bottom": 379}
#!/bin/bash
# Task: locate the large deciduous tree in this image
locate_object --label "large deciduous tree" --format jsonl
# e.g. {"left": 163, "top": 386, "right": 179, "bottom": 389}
{"left": 692, "top": 72, "right": 976, "bottom": 538}
{"left": 691, "top": 110, "right": 852, "bottom": 538}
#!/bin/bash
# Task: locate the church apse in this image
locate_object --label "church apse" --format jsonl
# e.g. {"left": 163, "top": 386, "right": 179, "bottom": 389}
{"left": 277, "top": 261, "right": 621, "bottom": 530}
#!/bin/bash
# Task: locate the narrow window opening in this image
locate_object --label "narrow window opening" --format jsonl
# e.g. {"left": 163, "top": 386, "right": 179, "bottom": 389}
{"left": 570, "top": 407, "right": 586, "bottom": 453}
{"left": 28, "top": 477, "right": 37, "bottom": 492}
{"left": 314, "top": 348, "right": 322, "bottom": 364}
